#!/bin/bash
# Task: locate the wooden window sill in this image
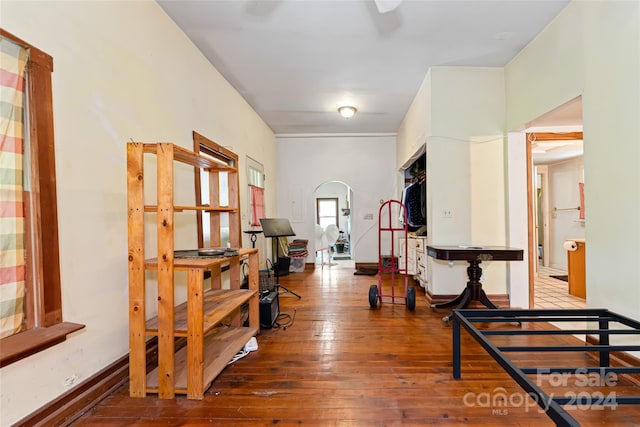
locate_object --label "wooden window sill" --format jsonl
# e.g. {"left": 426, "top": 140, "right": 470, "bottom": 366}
{"left": 0, "top": 322, "right": 85, "bottom": 368}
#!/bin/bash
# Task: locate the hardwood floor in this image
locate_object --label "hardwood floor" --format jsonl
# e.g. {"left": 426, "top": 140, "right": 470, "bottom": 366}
{"left": 73, "top": 262, "right": 640, "bottom": 426}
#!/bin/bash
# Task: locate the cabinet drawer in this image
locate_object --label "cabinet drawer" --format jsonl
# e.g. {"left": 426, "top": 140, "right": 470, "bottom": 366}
{"left": 416, "top": 265, "right": 427, "bottom": 287}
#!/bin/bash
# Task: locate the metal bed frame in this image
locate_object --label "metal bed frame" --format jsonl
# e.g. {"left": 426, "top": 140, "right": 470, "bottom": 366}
{"left": 452, "top": 308, "right": 640, "bottom": 426}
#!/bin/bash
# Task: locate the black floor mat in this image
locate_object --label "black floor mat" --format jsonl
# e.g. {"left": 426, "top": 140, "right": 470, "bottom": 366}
{"left": 354, "top": 268, "right": 378, "bottom": 276}
{"left": 550, "top": 274, "right": 568, "bottom": 282}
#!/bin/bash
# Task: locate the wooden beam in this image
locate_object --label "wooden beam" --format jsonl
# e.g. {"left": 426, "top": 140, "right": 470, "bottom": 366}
{"left": 529, "top": 132, "right": 583, "bottom": 141}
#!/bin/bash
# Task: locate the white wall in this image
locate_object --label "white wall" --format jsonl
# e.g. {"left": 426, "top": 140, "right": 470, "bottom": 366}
{"left": 547, "top": 157, "right": 585, "bottom": 270}
{"left": 506, "top": 132, "right": 530, "bottom": 308}
{"left": 469, "top": 135, "right": 507, "bottom": 293}
{"left": 396, "top": 72, "right": 431, "bottom": 170}
{"left": 397, "top": 67, "right": 508, "bottom": 296}
{"left": 0, "top": 1, "right": 276, "bottom": 424}
{"left": 276, "top": 135, "right": 396, "bottom": 264}
{"left": 505, "top": 0, "right": 640, "bottom": 324}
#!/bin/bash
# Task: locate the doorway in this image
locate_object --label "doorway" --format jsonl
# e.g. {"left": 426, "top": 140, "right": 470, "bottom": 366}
{"left": 314, "top": 181, "right": 353, "bottom": 262}
{"left": 525, "top": 96, "right": 585, "bottom": 310}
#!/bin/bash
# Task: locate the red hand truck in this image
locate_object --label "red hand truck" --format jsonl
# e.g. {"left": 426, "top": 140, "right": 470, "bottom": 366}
{"left": 369, "top": 199, "right": 416, "bottom": 310}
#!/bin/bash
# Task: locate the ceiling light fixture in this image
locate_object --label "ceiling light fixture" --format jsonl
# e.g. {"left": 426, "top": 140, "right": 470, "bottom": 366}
{"left": 338, "top": 106, "right": 357, "bottom": 119}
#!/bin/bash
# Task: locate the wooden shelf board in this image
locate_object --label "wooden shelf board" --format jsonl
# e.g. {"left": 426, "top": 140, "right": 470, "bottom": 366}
{"left": 143, "top": 205, "right": 236, "bottom": 213}
{"left": 146, "top": 326, "right": 258, "bottom": 393}
{"left": 145, "top": 289, "right": 257, "bottom": 336}
{"left": 142, "top": 143, "right": 236, "bottom": 171}
{"left": 145, "top": 248, "right": 257, "bottom": 270}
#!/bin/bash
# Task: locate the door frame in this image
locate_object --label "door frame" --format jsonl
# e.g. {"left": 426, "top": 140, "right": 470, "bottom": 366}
{"left": 527, "top": 134, "right": 535, "bottom": 308}
{"left": 527, "top": 130, "right": 584, "bottom": 307}
{"left": 534, "top": 164, "right": 550, "bottom": 269}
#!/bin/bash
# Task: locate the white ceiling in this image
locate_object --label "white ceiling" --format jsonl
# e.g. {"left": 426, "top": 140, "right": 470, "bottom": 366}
{"left": 158, "top": 0, "right": 570, "bottom": 135}
{"left": 532, "top": 139, "right": 583, "bottom": 165}
{"left": 528, "top": 96, "right": 584, "bottom": 164}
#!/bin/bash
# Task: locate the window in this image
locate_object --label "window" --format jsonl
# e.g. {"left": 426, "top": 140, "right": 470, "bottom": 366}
{"left": 316, "top": 198, "right": 338, "bottom": 229}
{"left": 246, "top": 156, "right": 265, "bottom": 227}
{"left": 0, "top": 30, "right": 83, "bottom": 367}
{"left": 193, "top": 131, "right": 237, "bottom": 248}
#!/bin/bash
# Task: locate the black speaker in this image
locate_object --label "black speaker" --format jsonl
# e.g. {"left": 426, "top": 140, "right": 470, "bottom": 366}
{"left": 259, "top": 290, "right": 279, "bottom": 329}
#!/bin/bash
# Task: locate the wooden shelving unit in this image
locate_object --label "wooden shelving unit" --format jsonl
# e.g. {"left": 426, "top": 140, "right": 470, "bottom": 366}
{"left": 127, "top": 142, "right": 259, "bottom": 400}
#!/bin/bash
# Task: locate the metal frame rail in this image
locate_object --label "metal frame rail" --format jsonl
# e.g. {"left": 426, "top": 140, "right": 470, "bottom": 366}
{"left": 452, "top": 308, "right": 640, "bottom": 427}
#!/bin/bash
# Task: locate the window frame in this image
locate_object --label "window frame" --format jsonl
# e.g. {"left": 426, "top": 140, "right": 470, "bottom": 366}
{"left": 193, "top": 131, "right": 238, "bottom": 249}
{"left": 0, "top": 29, "right": 84, "bottom": 368}
{"left": 316, "top": 197, "right": 339, "bottom": 228}
{"left": 246, "top": 155, "right": 265, "bottom": 227}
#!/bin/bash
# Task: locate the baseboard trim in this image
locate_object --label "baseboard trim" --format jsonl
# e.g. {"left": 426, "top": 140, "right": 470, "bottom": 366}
{"left": 13, "top": 337, "right": 179, "bottom": 427}
{"left": 14, "top": 353, "right": 131, "bottom": 427}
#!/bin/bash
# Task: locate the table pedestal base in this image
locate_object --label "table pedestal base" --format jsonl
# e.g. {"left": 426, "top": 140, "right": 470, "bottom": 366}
{"left": 431, "top": 260, "right": 498, "bottom": 324}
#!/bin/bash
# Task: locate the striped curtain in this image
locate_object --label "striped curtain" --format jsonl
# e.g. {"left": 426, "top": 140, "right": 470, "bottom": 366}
{"left": 0, "top": 37, "right": 29, "bottom": 338}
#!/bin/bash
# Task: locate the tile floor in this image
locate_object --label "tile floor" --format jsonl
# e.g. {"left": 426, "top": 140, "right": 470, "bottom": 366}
{"left": 534, "top": 264, "right": 586, "bottom": 309}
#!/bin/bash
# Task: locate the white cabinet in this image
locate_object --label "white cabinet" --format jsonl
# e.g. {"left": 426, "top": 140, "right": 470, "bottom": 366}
{"left": 399, "top": 235, "right": 428, "bottom": 288}
{"left": 398, "top": 237, "right": 417, "bottom": 275}
{"left": 413, "top": 236, "right": 428, "bottom": 288}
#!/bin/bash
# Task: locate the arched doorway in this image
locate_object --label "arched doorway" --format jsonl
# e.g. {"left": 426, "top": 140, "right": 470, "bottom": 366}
{"left": 314, "top": 181, "right": 354, "bottom": 262}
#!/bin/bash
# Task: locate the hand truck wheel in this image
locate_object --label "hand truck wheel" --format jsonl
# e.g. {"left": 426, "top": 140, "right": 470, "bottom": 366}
{"left": 406, "top": 286, "right": 416, "bottom": 311}
{"left": 368, "top": 284, "right": 379, "bottom": 308}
